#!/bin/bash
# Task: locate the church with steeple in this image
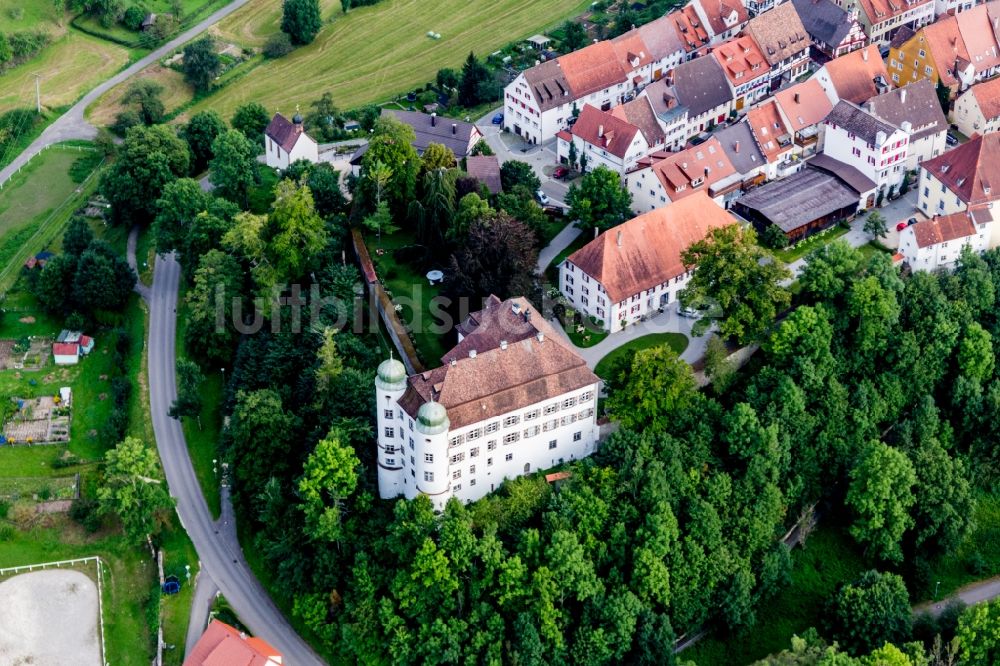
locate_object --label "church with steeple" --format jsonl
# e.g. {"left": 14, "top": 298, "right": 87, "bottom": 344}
{"left": 375, "top": 296, "right": 601, "bottom": 509}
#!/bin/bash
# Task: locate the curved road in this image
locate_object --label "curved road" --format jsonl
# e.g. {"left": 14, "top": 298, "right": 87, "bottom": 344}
{"left": 0, "top": 0, "right": 251, "bottom": 186}
{"left": 149, "top": 253, "right": 326, "bottom": 665}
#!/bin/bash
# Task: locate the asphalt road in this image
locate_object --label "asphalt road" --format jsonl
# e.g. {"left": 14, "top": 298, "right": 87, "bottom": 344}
{"left": 149, "top": 253, "right": 326, "bottom": 665}
{"left": 0, "top": 0, "right": 252, "bottom": 186}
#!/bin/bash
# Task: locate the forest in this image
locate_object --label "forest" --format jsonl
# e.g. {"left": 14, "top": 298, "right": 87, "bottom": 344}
{"left": 57, "top": 103, "right": 1000, "bottom": 665}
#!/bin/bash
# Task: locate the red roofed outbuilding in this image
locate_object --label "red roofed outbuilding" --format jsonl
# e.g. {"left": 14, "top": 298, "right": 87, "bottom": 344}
{"left": 183, "top": 620, "right": 283, "bottom": 666}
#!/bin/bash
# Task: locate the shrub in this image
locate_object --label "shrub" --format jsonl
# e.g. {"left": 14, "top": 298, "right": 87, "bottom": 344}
{"left": 113, "top": 109, "right": 143, "bottom": 137}
{"left": 8, "top": 501, "right": 36, "bottom": 529}
{"left": 263, "top": 32, "right": 294, "bottom": 58}
{"left": 70, "top": 498, "right": 103, "bottom": 533}
{"left": 122, "top": 6, "right": 145, "bottom": 31}
{"left": 0, "top": 523, "right": 14, "bottom": 540}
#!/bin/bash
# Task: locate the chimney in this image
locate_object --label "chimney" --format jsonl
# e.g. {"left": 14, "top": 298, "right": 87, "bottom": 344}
{"left": 794, "top": 92, "right": 800, "bottom": 104}
{"left": 876, "top": 130, "right": 887, "bottom": 146}
{"left": 734, "top": 140, "right": 740, "bottom": 153}
{"left": 598, "top": 124, "right": 605, "bottom": 138}
{"left": 900, "top": 89, "right": 907, "bottom": 104}
{"left": 500, "top": 340, "right": 508, "bottom": 350}
{"left": 452, "top": 123, "right": 457, "bottom": 135}
{"left": 431, "top": 113, "right": 436, "bottom": 126}
{"left": 512, "top": 301, "right": 521, "bottom": 314}
{"left": 524, "top": 308, "right": 531, "bottom": 321}
{"left": 681, "top": 161, "right": 687, "bottom": 169}
{"left": 704, "top": 166, "right": 709, "bottom": 176}
{"left": 862, "top": 48, "right": 868, "bottom": 61}
{"left": 450, "top": 358, "right": 457, "bottom": 366}
{"left": 617, "top": 230, "right": 623, "bottom": 247}
{"left": 469, "top": 349, "right": 477, "bottom": 359}
{"left": 536, "top": 332, "right": 545, "bottom": 343}
{"left": 901, "top": 120, "right": 912, "bottom": 133}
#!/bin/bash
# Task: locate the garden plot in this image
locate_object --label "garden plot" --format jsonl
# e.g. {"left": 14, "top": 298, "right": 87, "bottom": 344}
{"left": 3, "top": 395, "right": 71, "bottom": 444}
{"left": 0, "top": 338, "right": 52, "bottom": 370}
{"left": 0, "top": 568, "right": 102, "bottom": 666}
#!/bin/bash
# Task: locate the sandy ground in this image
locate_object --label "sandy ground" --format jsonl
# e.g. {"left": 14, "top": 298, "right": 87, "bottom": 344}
{"left": 0, "top": 569, "right": 101, "bottom": 666}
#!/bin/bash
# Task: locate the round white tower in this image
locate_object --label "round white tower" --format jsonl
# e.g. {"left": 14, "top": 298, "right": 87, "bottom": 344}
{"left": 375, "top": 357, "right": 407, "bottom": 499}
{"left": 413, "top": 399, "right": 450, "bottom": 508}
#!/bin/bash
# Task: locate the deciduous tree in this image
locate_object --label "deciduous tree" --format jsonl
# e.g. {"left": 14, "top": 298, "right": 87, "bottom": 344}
{"left": 183, "top": 110, "right": 226, "bottom": 173}
{"left": 566, "top": 165, "right": 632, "bottom": 232}
{"left": 846, "top": 442, "right": 916, "bottom": 563}
{"left": 605, "top": 344, "right": 697, "bottom": 433}
{"left": 448, "top": 211, "right": 537, "bottom": 300}
{"left": 298, "top": 427, "right": 360, "bottom": 542}
{"left": 182, "top": 36, "right": 222, "bottom": 92}
{"left": 97, "top": 437, "right": 173, "bottom": 545}
{"left": 210, "top": 129, "right": 257, "bottom": 206}
{"left": 232, "top": 102, "right": 271, "bottom": 147}
{"left": 281, "top": 0, "right": 322, "bottom": 45}
{"left": 825, "top": 570, "right": 912, "bottom": 655}
{"left": 169, "top": 358, "right": 205, "bottom": 420}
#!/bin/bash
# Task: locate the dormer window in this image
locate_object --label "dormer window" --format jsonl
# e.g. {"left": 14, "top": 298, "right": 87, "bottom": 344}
{"left": 691, "top": 176, "right": 704, "bottom": 187}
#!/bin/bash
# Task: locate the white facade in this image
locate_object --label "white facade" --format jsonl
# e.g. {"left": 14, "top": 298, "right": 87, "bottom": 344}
{"left": 264, "top": 131, "right": 318, "bottom": 171}
{"left": 560, "top": 259, "right": 695, "bottom": 332}
{"left": 904, "top": 127, "right": 947, "bottom": 171}
{"left": 556, "top": 130, "right": 653, "bottom": 179}
{"left": 822, "top": 123, "right": 909, "bottom": 195}
{"left": 862, "top": 2, "right": 934, "bottom": 46}
{"left": 376, "top": 360, "right": 600, "bottom": 510}
{"left": 899, "top": 219, "right": 989, "bottom": 271}
{"left": 934, "top": 0, "right": 978, "bottom": 18}
{"left": 917, "top": 167, "right": 970, "bottom": 216}
{"left": 953, "top": 87, "right": 1000, "bottom": 138}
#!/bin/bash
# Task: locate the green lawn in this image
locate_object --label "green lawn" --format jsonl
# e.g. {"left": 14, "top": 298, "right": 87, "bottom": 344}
{"left": 686, "top": 527, "right": 867, "bottom": 665}
{"left": 369, "top": 230, "right": 449, "bottom": 367}
{"left": 178, "top": 0, "right": 592, "bottom": 119}
{"left": 922, "top": 492, "right": 1000, "bottom": 603}
{"left": 772, "top": 225, "right": 850, "bottom": 264}
{"left": 0, "top": 145, "right": 105, "bottom": 293}
{"left": 564, "top": 317, "right": 609, "bottom": 348}
{"left": 593, "top": 333, "right": 688, "bottom": 380}
{"left": 857, "top": 239, "right": 894, "bottom": 262}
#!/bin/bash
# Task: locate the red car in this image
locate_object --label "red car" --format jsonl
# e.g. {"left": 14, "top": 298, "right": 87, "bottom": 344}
{"left": 553, "top": 166, "right": 569, "bottom": 179}
{"left": 896, "top": 221, "right": 908, "bottom": 232}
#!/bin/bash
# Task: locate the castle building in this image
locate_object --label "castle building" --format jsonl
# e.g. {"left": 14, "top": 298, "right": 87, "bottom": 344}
{"left": 375, "top": 296, "right": 601, "bottom": 509}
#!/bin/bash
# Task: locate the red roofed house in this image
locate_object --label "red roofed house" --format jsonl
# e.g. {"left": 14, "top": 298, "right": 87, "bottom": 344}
{"left": 52, "top": 343, "right": 79, "bottom": 366}
{"left": 184, "top": 620, "right": 283, "bottom": 666}
{"left": 772, "top": 79, "right": 834, "bottom": 158}
{"left": 712, "top": 35, "right": 771, "bottom": 113}
{"left": 746, "top": 100, "right": 798, "bottom": 180}
{"left": 559, "top": 191, "right": 738, "bottom": 331}
{"left": 626, "top": 136, "right": 742, "bottom": 211}
{"left": 264, "top": 112, "right": 318, "bottom": 170}
{"left": 690, "top": 0, "right": 750, "bottom": 43}
{"left": 814, "top": 45, "right": 891, "bottom": 106}
{"left": 899, "top": 210, "right": 988, "bottom": 271}
{"left": 917, "top": 133, "right": 1000, "bottom": 228}
{"left": 847, "top": 0, "right": 933, "bottom": 47}
{"left": 953, "top": 77, "right": 1000, "bottom": 138}
{"left": 556, "top": 100, "right": 665, "bottom": 178}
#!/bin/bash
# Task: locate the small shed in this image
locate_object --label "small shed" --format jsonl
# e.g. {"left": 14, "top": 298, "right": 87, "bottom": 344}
{"left": 526, "top": 34, "right": 551, "bottom": 51}
{"left": 59, "top": 387, "right": 72, "bottom": 406}
{"left": 141, "top": 13, "right": 157, "bottom": 30}
{"left": 79, "top": 335, "right": 94, "bottom": 355}
{"left": 52, "top": 343, "right": 79, "bottom": 366}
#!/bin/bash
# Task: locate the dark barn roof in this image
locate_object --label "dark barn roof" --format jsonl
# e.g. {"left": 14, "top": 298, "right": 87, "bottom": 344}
{"left": 734, "top": 168, "right": 859, "bottom": 233}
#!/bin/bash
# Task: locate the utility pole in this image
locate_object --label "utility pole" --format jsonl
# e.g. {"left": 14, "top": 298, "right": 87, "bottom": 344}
{"left": 33, "top": 74, "right": 41, "bottom": 114}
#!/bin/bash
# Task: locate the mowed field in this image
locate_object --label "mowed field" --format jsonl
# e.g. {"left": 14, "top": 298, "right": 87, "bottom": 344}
{"left": 88, "top": 65, "right": 191, "bottom": 127}
{"left": 0, "top": 32, "right": 130, "bottom": 114}
{"left": 171, "top": 0, "right": 590, "bottom": 120}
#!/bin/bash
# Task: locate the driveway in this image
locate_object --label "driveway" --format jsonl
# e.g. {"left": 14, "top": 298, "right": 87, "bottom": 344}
{"left": 0, "top": 0, "right": 253, "bottom": 186}
{"left": 148, "top": 253, "right": 325, "bottom": 665}
{"left": 574, "top": 304, "right": 710, "bottom": 369}
{"left": 476, "top": 108, "right": 569, "bottom": 206}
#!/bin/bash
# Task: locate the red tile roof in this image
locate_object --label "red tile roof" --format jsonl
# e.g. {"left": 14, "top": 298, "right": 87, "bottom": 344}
{"left": 643, "top": 136, "right": 738, "bottom": 201}
{"left": 920, "top": 132, "right": 1000, "bottom": 207}
{"left": 669, "top": 6, "right": 711, "bottom": 53}
{"left": 856, "top": 0, "right": 932, "bottom": 26}
{"left": 695, "top": 0, "right": 748, "bottom": 37}
{"left": 954, "top": 4, "right": 1000, "bottom": 76}
{"left": 922, "top": 15, "right": 969, "bottom": 87}
{"left": 773, "top": 79, "right": 833, "bottom": 132}
{"left": 566, "top": 191, "right": 737, "bottom": 302}
{"left": 747, "top": 100, "right": 794, "bottom": 163}
{"left": 610, "top": 96, "right": 666, "bottom": 146}
{"left": 744, "top": 2, "right": 810, "bottom": 67}
{"left": 970, "top": 76, "right": 1000, "bottom": 120}
{"left": 559, "top": 41, "right": 630, "bottom": 99}
{"left": 821, "top": 45, "right": 890, "bottom": 104}
{"left": 264, "top": 113, "right": 305, "bottom": 153}
{"left": 184, "top": 621, "right": 282, "bottom": 666}
{"left": 52, "top": 343, "right": 78, "bottom": 357}
{"left": 570, "top": 104, "right": 642, "bottom": 159}
{"left": 911, "top": 211, "right": 978, "bottom": 249}
{"left": 712, "top": 35, "right": 770, "bottom": 86}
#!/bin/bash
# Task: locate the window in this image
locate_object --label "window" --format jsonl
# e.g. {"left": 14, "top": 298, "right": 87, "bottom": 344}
{"left": 504, "top": 432, "right": 520, "bottom": 444}
{"left": 543, "top": 419, "right": 559, "bottom": 432}
{"left": 386, "top": 457, "right": 395, "bottom": 465}
{"left": 524, "top": 425, "right": 540, "bottom": 438}
{"left": 549, "top": 440, "right": 557, "bottom": 450}
{"left": 525, "top": 409, "right": 540, "bottom": 421}
{"left": 410, "top": 455, "right": 415, "bottom": 465}
{"left": 580, "top": 391, "right": 594, "bottom": 402}
{"left": 424, "top": 471, "right": 434, "bottom": 482}
{"left": 409, "top": 437, "right": 415, "bottom": 450}
{"left": 466, "top": 428, "right": 481, "bottom": 441}
{"left": 470, "top": 479, "right": 476, "bottom": 487}
{"left": 452, "top": 470, "right": 462, "bottom": 480}
{"left": 574, "top": 431, "right": 582, "bottom": 442}
{"left": 451, "top": 453, "right": 465, "bottom": 464}
{"left": 487, "top": 440, "right": 497, "bottom": 451}
{"left": 892, "top": 73, "right": 899, "bottom": 83}
{"left": 544, "top": 403, "right": 559, "bottom": 415}
{"left": 506, "top": 453, "right": 514, "bottom": 461}
{"left": 385, "top": 444, "right": 395, "bottom": 454}
{"left": 470, "top": 447, "right": 479, "bottom": 458}
{"left": 453, "top": 483, "right": 462, "bottom": 491}
{"left": 384, "top": 427, "right": 394, "bottom": 438}
{"left": 424, "top": 453, "right": 434, "bottom": 463}
{"left": 486, "top": 421, "right": 499, "bottom": 434}
{"left": 449, "top": 435, "right": 464, "bottom": 447}
{"left": 562, "top": 397, "right": 577, "bottom": 409}
{"left": 488, "top": 457, "right": 494, "bottom": 466}
{"left": 924, "top": 65, "right": 932, "bottom": 76}
{"left": 503, "top": 415, "right": 520, "bottom": 427}
{"left": 383, "top": 409, "right": 394, "bottom": 419}
{"left": 918, "top": 49, "right": 925, "bottom": 58}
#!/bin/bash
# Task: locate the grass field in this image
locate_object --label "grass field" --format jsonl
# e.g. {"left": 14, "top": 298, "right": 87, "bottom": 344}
{"left": 151, "top": 0, "right": 593, "bottom": 121}
{"left": 87, "top": 64, "right": 191, "bottom": 127}
{"left": 0, "top": 31, "right": 130, "bottom": 115}
{"left": 593, "top": 332, "right": 689, "bottom": 380}
{"left": 772, "top": 225, "right": 850, "bottom": 264}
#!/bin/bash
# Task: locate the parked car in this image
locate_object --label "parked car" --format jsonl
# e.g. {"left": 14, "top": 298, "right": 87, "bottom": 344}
{"left": 491, "top": 112, "right": 503, "bottom": 125}
{"left": 678, "top": 305, "right": 699, "bottom": 318}
{"left": 947, "top": 133, "right": 959, "bottom": 146}
{"left": 536, "top": 190, "right": 550, "bottom": 205}
{"left": 896, "top": 221, "right": 908, "bottom": 232}
{"left": 908, "top": 217, "right": 918, "bottom": 226}
{"left": 553, "top": 166, "right": 569, "bottom": 179}
{"left": 543, "top": 205, "right": 564, "bottom": 218}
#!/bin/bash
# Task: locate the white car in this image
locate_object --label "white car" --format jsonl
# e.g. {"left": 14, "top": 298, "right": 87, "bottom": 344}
{"left": 536, "top": 190, "right": 550, "bottom": 205}
{"left": 678, "top": 305, "right": 699, "bottom": 318}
